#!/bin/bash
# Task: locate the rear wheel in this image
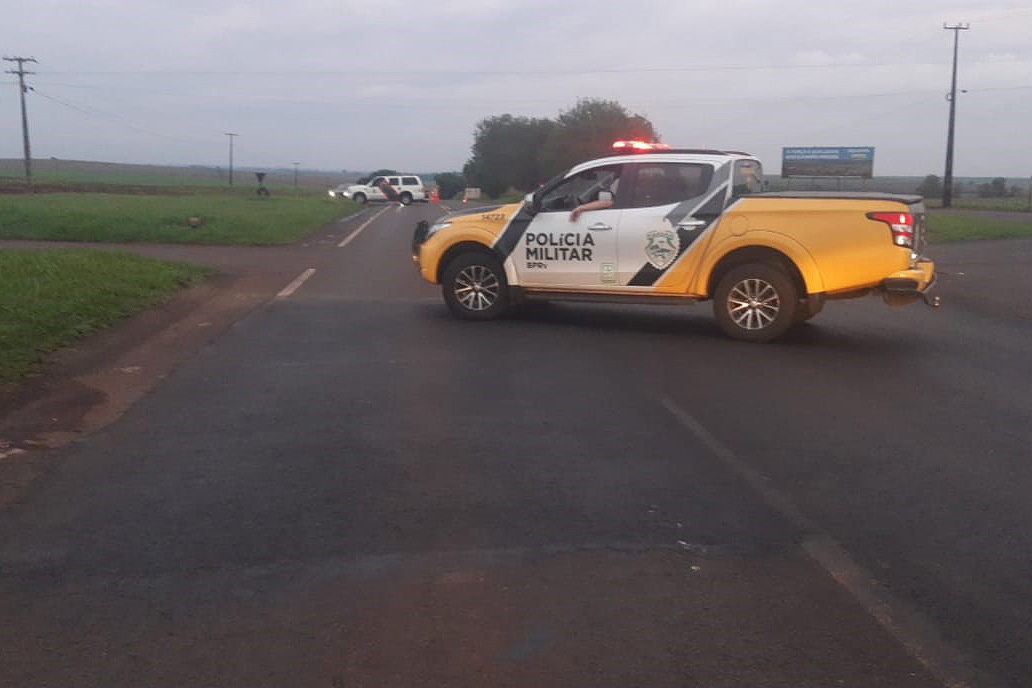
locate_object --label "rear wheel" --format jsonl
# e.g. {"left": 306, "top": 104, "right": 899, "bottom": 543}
{"left": 442, "top": 253, "right": 510, "bottom": 320}
{"left": 713, "top": 263, "right": 797, "bottom": 342}
{"left": 353, "top": 192, "right": 366, "bottom": 204}
{"left": 399, "top": 192, "right": 413, "bottom": 205}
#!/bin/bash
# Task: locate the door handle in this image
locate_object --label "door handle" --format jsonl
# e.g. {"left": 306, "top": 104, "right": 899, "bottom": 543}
{"left": 588, "top": 223, "right": 612, "bottom": 231}
{"left": 677, "top": 219, "right": 707, "bottom": 230}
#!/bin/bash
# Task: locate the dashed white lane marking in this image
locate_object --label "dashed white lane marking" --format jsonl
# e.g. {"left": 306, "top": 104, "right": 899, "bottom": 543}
{"left": 276, "top": 268, "right": 316, "bottom": 298}
{"left": 658, "top": 393, "right": 989, "bottom": 688}
{"left": 338, "top": 205, "right": 390, "bottom": 248}
{"left": 0, "top": 448, "right": 27, "bottom": 461}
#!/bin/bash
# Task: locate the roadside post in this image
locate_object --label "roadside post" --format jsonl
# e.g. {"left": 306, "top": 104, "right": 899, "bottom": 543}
{"left": 255, "top": 172, "right": 270, "bottom": 197}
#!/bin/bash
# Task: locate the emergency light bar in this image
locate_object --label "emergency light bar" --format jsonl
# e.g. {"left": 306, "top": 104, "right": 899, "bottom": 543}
{"left": 612, "top": 140, "right": 671, "bottom": 151}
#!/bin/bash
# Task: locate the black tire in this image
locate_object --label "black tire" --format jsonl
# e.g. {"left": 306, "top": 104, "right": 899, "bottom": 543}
{"left": 441, "top": 252, "right": 510, "bottom": 320}
{"left": 353, "top": 192, "right": 366, "bottom": 204}
{"left": 399, "top": 192, "right": 413, "bottom": 205}
{"left": 713, "top": 263, "right": 798, "bottom": 342}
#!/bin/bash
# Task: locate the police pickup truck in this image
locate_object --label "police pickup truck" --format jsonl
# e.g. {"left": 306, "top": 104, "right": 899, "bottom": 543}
{"left": 412, "top": 141, "right": 937, "bottom": 342}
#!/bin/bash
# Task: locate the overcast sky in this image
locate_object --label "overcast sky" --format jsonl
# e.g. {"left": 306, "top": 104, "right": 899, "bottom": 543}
{"left": 2, "top": 1, "right": 1030, "bottom": 177}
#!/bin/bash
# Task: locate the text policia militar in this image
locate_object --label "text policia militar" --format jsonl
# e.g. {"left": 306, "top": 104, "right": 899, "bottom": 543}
{"left": 525, "top": 232, "right": 596, "bottom": 262}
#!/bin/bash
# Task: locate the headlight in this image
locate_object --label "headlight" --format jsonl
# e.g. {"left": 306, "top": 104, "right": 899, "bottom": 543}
{"left": 328, "top": 190, "right": 335, "bottom": 197}
{"left": 426, "top": 221, "right": 451, "bottom": 238}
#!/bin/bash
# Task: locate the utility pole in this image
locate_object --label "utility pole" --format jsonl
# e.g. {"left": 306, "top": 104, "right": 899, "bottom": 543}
{"left": 292, "top": 162, "right": 300, "bottom": 187}
{"left": 942, "top": 23, "right": 969, "bottom": 208}
{"left": 224, "top": 132, "right": 238, "bottom": 186}
{"left": 3, "top": 56, "right": 38, "bottom": 185}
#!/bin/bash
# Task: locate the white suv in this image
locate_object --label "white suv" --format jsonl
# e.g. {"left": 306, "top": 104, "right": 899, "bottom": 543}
{"left": 329, "top": 175, "right": 427, "bottom": 205}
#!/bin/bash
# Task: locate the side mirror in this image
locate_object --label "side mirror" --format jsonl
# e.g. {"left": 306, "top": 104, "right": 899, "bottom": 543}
{"left": 524, "top": 191, "right": 540, "bottom": 214}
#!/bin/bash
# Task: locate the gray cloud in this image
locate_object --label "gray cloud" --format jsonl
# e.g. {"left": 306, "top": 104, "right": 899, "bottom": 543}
{"left": 2, "top": 1, "right": 1030, "bottom": 176}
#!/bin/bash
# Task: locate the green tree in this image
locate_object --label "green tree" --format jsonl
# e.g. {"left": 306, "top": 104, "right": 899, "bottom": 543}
{"left": 433, "top": 172, "right": 466, "bottom": 200}
{"left": 538, "top": 98, "right": 659, "bottom": 177}
{"left": 916, "top": 174, "right": 943, "bottom": 198}
{"left": 357, "top": 169, "right": 398, "bottom": 184}
{"left": 978, "top": 177, "right": 1008, "bottom": 198}
{"left": 463, "top": 115, "right": 555, "bottom": 198}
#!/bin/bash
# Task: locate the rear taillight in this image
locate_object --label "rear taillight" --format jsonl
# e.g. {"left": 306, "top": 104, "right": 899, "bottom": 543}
{"left": 868, "top": 212, "right": 915, "bottom": 248}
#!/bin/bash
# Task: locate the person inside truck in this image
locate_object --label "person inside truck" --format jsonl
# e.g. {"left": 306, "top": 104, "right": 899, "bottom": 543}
{"left": 570, "top": 170, "right": 620, "bottom": 221}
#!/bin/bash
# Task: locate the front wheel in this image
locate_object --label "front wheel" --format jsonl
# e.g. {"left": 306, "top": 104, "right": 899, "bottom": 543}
{"left": 713, "top": 263, "right": 797, "bottom": 342}
{"left": 441, "top": 253, "right": 510, "bottom": 320}
{"left": 353, "top": 192, "right": 366, "bottom": 204}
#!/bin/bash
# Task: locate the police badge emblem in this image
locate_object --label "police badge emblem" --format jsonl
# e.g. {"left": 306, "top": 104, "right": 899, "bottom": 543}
{"left": 644, "top": 229, "right": 680, "bottom": 270}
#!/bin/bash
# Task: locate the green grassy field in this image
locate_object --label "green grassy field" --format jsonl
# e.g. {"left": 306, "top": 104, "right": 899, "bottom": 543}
{"left": 0, "top": 168, "right": 224, "bottom": 189}
{"left": 0, "top": 160, "right": 347, "bottom": 193}
{"left": 0, "top": 250, "right": 210, "bottom": 384}
{"left": 926, "top": 197, "right": 1032, "bottom": 212}
{"left": 927, "top": 214, "right": 1032, "bottom": 242}
{"left": 0, "top": 193, "right": 357, "bottom": 245}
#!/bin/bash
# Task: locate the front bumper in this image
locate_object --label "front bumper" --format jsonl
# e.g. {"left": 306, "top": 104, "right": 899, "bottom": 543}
{"left": 880, "top": 260, "right": 939, "bottom": 307}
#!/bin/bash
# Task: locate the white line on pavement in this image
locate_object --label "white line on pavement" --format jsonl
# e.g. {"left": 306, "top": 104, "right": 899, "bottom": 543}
{"left": 657, "top": 393, "right": 985, "bottom": 688}
{"left": 338, "top": 205, "right": 390, "bottom": 248}
{"left": 276, "top": 268, "right": 316, "bottom": 298}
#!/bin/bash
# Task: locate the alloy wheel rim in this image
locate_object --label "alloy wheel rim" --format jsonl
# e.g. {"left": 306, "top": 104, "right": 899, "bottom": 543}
{"left": 455, "top": 265, "right": 500, "bottom": 311}
{"left": 728, "top": 278, "right": 780, "bottom": 330}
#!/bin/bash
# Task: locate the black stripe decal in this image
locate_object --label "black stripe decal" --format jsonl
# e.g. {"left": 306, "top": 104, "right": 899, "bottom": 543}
{"left": 628, "top": 224, "right": 709, "bottom": 286}
{"left": 626, "top": 164, "right": 734, "bottom": 287}
{"left": 494, "top": 205, "right": 535, "bottom": 260}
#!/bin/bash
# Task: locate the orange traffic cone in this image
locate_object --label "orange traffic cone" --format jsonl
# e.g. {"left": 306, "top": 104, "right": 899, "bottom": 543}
{"left": 431, "top": 188, "right": 440, "bottom": 203}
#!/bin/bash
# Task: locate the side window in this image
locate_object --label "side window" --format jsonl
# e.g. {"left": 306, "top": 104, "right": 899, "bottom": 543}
{"left": 628, "top": 163, "right": 713, "bottom": 208}
{"left": 401, "top": 176, "right": 418, "bottom": 186}
{"left": 369, "top": 177, "right": 384, "bottom": 187}
{"left": 388, "top": 177, "right": 400, "bottom": 187}
{"left": 732, "top": 160, "right": 765, "bottom": 196}
{"left": 538, "top": 165, "right": 623, "bottom": 213}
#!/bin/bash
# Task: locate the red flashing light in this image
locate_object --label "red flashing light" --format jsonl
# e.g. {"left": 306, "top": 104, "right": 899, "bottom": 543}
{"left": 612, "top": 140, "right": 671, "bottom": 152}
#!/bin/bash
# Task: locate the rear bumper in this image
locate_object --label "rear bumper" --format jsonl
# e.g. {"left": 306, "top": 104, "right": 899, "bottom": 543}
{"left": 880, "top": 260, "right": 939, "bottom": 307}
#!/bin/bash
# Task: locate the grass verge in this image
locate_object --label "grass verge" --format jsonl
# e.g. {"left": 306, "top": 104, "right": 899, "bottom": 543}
{"left": 927, "top": 214, "right": 1032, "bottom": 242}
{"left": 0, "top": 193, "right": 356, "bottom": 245}
{"left": 926, "top": 197, "right": 1031, "bottom": 212}
{"left": 0, "top": 249, "right": 210, "bottom": 384}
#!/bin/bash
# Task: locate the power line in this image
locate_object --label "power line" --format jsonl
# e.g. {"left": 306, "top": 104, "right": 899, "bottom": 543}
{"left": 943, "top": 23, "right": 970, "bottom": 208}
{"left": 3, "top": 56, "right": 37, "bottom": 184}
{"left": 34, "top": 60, "right": 954, "bottom": 77}
{"left": 32, "top": 88, "right": 220, "bottom": 145}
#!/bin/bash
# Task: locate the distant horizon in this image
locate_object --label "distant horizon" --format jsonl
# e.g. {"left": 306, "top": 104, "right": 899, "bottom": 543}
{"left": 1, "top": 157, "right": 1028, "bottom": 184}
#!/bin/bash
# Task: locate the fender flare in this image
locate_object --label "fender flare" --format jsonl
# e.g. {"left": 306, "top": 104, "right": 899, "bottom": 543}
{"left": 699, "top": 231, "right": 825, "bottom": 296}
{"left": 429, "top": 227, "right": 505, "bottom": 283}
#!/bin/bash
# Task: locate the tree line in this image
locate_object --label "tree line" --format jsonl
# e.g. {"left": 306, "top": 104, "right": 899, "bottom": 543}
{"left": 434, "top": 98, "right": 658, "bottom": 200}
{"left": 918, "top": 174, "right": 1025, "bottom": 199}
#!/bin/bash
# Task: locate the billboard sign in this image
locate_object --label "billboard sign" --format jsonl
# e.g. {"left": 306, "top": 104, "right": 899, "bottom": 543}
{"left": 782, "top": 147, "right": 875, "bottom": 178}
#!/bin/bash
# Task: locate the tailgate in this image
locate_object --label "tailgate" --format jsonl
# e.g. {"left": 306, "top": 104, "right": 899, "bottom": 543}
{"left": 908, "top": 199, "right": 929, "bottom": 256}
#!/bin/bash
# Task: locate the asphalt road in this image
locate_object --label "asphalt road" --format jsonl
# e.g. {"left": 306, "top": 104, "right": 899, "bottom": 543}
{"left": 1, "top": 203, "right": 1029, "bottom": 687}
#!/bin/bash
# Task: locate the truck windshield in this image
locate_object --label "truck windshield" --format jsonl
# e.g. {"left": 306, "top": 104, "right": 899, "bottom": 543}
{"left": 732, "top": 160, "right": 765, "bottom": 195}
